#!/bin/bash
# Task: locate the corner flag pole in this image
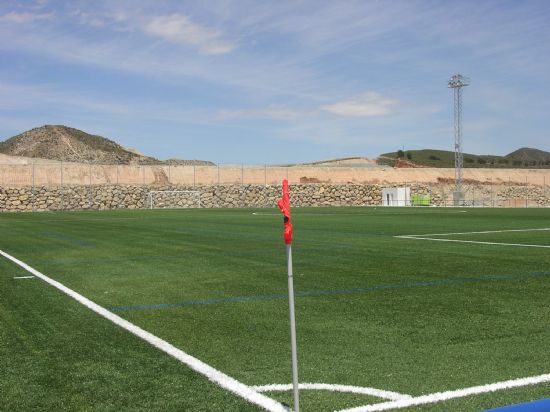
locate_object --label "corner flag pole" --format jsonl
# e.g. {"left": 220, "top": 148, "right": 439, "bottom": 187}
{"left": 286, "top": 244, "right": 300, "bottom": 412}
{"left": 277, "top": 179, "right": 300, "bottom": 412}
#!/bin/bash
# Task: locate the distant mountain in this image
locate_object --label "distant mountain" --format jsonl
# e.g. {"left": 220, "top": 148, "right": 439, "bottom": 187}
{"left": 0, "top": 125, "right": 214, "bottom": 165}
{"left": 280, "top": 156, "right": 381, "bottom": 168}
{"left": 505, "top": 147, "right": 550, "bottom": 164}
{"left": 377, "top": 148, "right": 550, "bottom": 168}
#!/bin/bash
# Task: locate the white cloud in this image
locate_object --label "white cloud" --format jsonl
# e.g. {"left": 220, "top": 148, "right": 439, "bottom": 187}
{"left": 0, "top": 81, "right": 230, "bottom": 126}
{"left": 144, "top": 14, "right": 236, "bottom": 55}
{"left": 321, "top": 92, "right": 398, "bottom": 117}
{"left": 70, "top": 9, "right": 132, "bottom": 31}
{"left": 0, "top": 11, "right": 53, "bottom": 24}
{"left": 73, "top": 10, "right": 105, "bottom": 27}
{"left": 0, "top": 82, "right": 131, "bottom": 115}
{"left": 217, "top": 106, "right": 307, "bottom": 121}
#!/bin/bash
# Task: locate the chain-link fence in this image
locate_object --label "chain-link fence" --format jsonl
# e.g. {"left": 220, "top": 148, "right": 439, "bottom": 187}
{"left": 0, "top": 161, "right": 391, "bottom": 187}
{"left": 2, "top": 161, "right": 549, "bottom": 187}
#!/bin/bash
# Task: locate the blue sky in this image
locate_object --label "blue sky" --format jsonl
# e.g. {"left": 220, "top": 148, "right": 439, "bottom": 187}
{"left": 0, "top": 0, "right": 549, "bottom": 164}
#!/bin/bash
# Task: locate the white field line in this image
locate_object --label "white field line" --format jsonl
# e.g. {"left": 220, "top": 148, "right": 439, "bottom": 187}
{"left": 399, "top": 227, "right": 550, "bottom": 237}
{"left": 395, "top": 235, "right": 550, "bottom": 249}
{"left": 0, "top": 249, "right": 288, "bottom": 412}
{"left": 338, "top": 373, "right": 550, "bottom": 412}
{"left": 252, "top": 383, "right": 411, "bottom": 401}
{"left": 13, "top": 276, "right": 35, "bottom": 279}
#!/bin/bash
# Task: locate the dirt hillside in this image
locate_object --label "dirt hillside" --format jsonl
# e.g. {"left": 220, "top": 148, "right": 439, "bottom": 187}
{"left": 0, "top": 125, "right": 157, "bottom": 164}
{"left": 0, "top": 125, "right": 214, "bottom": 165}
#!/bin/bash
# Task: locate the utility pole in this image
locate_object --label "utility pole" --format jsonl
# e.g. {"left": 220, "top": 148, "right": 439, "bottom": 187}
{"left": 448, "top": 74, "right": 470, "bottom": 206}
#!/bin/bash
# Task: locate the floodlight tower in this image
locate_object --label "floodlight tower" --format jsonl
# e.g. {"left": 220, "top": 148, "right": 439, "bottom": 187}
{"left": 448, "top": 74, "right": 469, "bottom": 205}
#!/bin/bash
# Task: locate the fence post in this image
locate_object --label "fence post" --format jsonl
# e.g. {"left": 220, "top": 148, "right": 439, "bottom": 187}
{"left": 490, "top": 178, "right": 493, "bottom": 207}
{"left": 60, "top": 160, "right": 64, "bottom": 211}
{"left": 89, "top": 162, "right": 92, "bottom": 209}
{"left": 525, "top": 175, "right": 529, "bottom": 208}
{"left": 240, "top": 163, "right": 245, "bottom": 208}
{"left": 536, "top": 176, "right": 544, "bottom": 207}
{"left": 32, "top": 159, "right": 35, "bottom": 212}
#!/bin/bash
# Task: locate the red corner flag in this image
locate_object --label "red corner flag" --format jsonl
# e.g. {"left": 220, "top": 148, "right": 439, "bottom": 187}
{"left": 277, "top": 179, "right": 293, "bottom": 244}
{"left": 277, "top": 178, "right": 300, "bottom": 411}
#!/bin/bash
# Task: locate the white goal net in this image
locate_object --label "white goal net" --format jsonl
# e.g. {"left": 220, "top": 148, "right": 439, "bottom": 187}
{"left": 148, "top": 190, "right": 201, "bottom": 209}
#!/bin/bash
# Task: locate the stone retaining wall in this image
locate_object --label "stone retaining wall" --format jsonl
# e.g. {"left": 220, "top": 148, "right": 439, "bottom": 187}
{"left": 1, "top": 183, "right": 549, "bottom": 212}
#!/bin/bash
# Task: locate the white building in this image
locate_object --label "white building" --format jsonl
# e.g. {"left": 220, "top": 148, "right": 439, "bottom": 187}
{"left": 382, "top": 187, "right": 410, "bottom": 206}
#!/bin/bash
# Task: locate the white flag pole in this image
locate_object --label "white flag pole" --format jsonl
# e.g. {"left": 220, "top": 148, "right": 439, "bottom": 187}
{"left": 286, "top": 243, "right": 300, "bottom": 412}
{"left": 278, "top": 179, "right": 300, "bottom": 411}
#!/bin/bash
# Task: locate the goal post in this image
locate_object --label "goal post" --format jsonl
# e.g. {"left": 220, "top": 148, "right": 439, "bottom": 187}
{"left": 148, "top": 190, "right": 201, "bottom": 209}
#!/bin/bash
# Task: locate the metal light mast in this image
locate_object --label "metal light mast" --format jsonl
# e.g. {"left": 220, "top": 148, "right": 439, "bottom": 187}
{"left": 448, "top": 74, "right": 469, "bottom": 205}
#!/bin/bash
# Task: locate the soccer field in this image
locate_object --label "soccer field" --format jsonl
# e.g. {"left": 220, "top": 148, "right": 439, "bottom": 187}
{"left": 1, "top": 207, "right": 550, "bottom": 411}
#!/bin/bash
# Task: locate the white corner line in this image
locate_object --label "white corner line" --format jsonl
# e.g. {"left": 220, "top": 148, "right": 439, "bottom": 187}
{"left": 252, "top": 383, "right": 412, "bottom": 401}
{"left": 337, "top": 373, "right": 550, "bottom": 412}
{"left": 0, "top": 249, "right": 289, "bottom": 412}
{"left": 397, "top": 227, "right": 550, "bottom": 237}
{"left": 394, "top": 235, "right": 550, "bottom": 249}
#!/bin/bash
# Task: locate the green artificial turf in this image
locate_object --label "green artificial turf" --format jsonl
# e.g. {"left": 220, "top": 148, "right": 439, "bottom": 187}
{"left": 0, "top": 258, "right": 260, "bottom": 412}
{"left": 1, "top": 207, "right": 550, "bottom": 411}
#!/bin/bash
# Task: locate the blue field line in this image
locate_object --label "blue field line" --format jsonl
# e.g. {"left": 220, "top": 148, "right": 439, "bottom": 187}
{"left": 485, "top": 398, "right": 550, "bottom": 411}
{"left": 109, "top": 270, "right": 550, "bottom": 312}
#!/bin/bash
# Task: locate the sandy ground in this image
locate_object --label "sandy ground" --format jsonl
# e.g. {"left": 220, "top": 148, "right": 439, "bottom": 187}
{"left": 1, "top": 153, "right": 549, "bottom": 186}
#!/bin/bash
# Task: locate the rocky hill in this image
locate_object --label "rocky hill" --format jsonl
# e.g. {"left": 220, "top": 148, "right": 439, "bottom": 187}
{"left": 0, "top": 125, "right": 214, "bottom": 165}
{"left": 506, "top": 147, "right": 550, "bottom": 164}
